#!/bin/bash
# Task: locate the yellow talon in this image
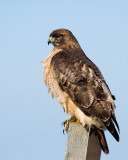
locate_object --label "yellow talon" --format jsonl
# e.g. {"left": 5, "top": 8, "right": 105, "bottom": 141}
{"left": 64, "top": 120, "right": 69, "bottom": 131}
{"left": 63, "top": 117, "right": 80, "bottom": 133}
{"left": 76, "top": 120, "right": 80, "bottom": 123}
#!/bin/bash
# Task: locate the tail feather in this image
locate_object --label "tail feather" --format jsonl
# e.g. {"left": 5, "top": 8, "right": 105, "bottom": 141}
{"left": 104, "top": 119, "right": 119, "bottom": 142}
{"left": 96, "top": 129, "right": 109, "bottom": 154}
{"left": 111, "top": 114, "right": 120, "bottom": 133}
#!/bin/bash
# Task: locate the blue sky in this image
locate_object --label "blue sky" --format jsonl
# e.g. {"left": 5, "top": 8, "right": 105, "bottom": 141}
{"left": 0, "top": 0, "right": 128, "bottom": 160}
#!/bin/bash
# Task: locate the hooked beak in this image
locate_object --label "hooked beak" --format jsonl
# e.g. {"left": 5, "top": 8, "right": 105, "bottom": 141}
{"left": 48, "top": 36, "right": 53, "bottom": 45}
{"left": 48, "top": 39, "right": 51, "bottom": 45}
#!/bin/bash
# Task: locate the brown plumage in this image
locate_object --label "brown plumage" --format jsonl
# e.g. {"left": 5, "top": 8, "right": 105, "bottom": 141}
{"left": 43, "top": 29, "right": 120, "bottom": 154}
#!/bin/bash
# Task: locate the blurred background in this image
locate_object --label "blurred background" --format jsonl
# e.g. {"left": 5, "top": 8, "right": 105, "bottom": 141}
{"left": 0, "top": 0, "right": 128, "bottom": 159}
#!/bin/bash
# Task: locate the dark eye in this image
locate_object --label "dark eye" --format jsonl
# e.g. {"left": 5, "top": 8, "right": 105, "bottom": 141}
{"left": 57, "top": 35, "right": 63, "bottom": 40}
{"left": 56, "top": 34, "right": 63, "bottom": 38}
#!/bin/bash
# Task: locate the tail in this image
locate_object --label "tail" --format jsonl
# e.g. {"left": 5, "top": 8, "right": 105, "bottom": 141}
{"left": 96, "top": 129, "right": 109, "bottom": 154}
{"left": 104, "top": 116, "right": 120, "bottom": 142}
{"left": 96, "top": 115, "right": 120, "bottom": 154}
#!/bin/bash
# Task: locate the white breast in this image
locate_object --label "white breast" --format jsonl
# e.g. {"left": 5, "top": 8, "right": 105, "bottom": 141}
{"left": 42, "top": 48, "right": 68, "bottom": 112}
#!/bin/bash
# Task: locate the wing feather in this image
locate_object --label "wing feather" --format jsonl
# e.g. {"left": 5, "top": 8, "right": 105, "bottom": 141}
{"left": 51, "top": 50, "right": 118, "bottom": 126}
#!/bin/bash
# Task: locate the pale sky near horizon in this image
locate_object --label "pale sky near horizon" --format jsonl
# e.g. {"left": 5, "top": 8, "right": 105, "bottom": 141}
{"left": 0, "top": 0, "right": 128, "bottom": 160}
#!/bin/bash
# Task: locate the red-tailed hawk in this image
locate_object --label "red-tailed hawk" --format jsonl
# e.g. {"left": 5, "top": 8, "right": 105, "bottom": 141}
{"left": 43, "top": 29, "right": 119, "bottom": 154}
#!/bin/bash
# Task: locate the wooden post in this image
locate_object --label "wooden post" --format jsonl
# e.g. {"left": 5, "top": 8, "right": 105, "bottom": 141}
{"left": 64, "top": 122, "right": 101, "bottom": 160}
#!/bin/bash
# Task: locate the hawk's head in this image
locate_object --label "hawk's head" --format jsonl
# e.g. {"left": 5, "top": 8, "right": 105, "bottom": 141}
{"left": 48, "top": 29, "right": 78, "bottom": 47}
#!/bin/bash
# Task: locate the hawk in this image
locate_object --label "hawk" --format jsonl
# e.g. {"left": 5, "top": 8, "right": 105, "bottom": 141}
{"left": 43, "top": 29, "right": 120, "bottom": 154}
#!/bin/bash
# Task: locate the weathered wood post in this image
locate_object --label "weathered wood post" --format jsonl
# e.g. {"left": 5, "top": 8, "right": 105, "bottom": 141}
{"left": 65, "top": 122, "right": 101, "bottom": 160}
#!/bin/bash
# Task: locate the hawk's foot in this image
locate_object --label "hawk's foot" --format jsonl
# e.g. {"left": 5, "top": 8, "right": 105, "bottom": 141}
{"left": 62, "top": 117, "right": 80, "bottom": 134}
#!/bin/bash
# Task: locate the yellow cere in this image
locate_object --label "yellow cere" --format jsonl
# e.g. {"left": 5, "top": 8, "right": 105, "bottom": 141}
{"left": 50, "top": 36, "right": 52, "bottom": 40}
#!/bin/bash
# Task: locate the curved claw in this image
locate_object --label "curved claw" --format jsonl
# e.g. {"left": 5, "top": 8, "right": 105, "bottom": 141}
{"left": 63, "top": 128, "right": 68, "bottom": 135}
{"left": 61, "top": 120, "right": 66, "bottom": 127}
